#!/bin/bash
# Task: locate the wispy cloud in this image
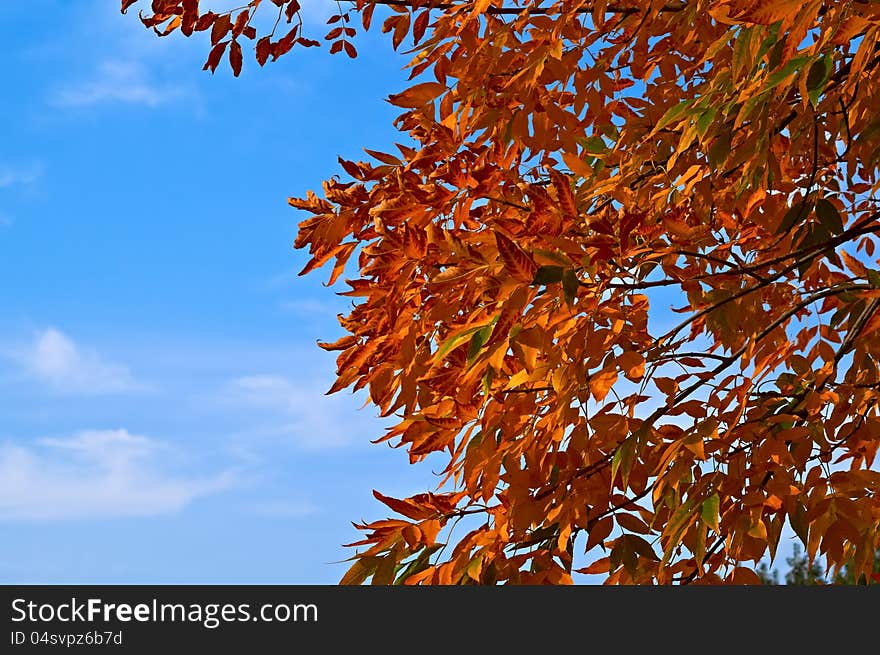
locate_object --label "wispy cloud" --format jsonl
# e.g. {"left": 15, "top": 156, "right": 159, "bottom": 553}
{"left": 0, "top": 429, "right": 234, "bottom": 521}
{"left": 14, "top": 327, "right": 147, "bottom": 395}
{"left": 51, "top": 61, "right": 181, "bottom": 108}
{"left": 228, "top": 374, "right": 380, "bottom": 450}
{"left": 0, "top": 163, "right": 42, "bottom": 189}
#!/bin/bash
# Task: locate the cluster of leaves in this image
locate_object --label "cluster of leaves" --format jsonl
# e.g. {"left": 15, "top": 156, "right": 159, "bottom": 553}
{"left": 128, "top": 0, "right": 880, "bottom": 584}
{"left": 122, "top": 0, "right": 335, "bottom": 76}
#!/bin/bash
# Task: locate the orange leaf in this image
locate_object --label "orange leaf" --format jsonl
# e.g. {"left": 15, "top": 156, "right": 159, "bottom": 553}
{"left": 550, "top": 169, "right": 577, "bottom": 218}
{"left": 590, "top": 367, "right": 618, "bottom": 402}
{"left": 419, "top": 519, "right": 442, "bottom": 544}
{"left": 576, "top": 556, "right": 610, "bottom": 575}
{"left": 617, "top": 351, "right": 646, "bottom": 380}
{"left": 373, "top": 490, "right": 434, "bottom": 521}
{"left": 388, "top": 82, "right": 446, "bottom": 108}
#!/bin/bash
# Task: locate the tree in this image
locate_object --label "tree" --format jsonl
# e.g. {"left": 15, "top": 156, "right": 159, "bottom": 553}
{"left": 833, "top": 547, "right": 880, "bottom": 584}
{"left": 125, "top": 1, "right": 880, "bottom": 584}
{"left": 756, "top": 545, "right": 824, "bottom": 585}
{"left": 756, "top": 545, "right": 879, "bottom": 584}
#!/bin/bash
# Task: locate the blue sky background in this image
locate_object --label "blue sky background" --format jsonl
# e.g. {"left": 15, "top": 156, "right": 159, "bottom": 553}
{"left": 0, "top": 0, "right": 446, "bottom": 583}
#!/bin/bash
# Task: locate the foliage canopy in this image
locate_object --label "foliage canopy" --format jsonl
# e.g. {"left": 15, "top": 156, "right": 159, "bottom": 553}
{"left": 127, "top": 0, "right": 880, "bottom": 584}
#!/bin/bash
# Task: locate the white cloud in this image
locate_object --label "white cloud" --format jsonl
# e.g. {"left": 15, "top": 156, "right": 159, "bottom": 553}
{"left": 17, "top": 327, "right": 146, "bottom": 395}
{"left": 51, "top": 61, "right": 181, "bottom": 108}
{"left": 0, "top": 163, "right": 42, "bottom": 189}
{"left": 229, "top": 374, "right": 379, "bottom": 450}
{"left": 0, "top": 429, "right": 234, "bottom": 521}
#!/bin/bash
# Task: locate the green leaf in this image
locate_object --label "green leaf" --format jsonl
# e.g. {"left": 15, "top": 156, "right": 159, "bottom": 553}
{"left": 371, "top": 553, "right": 399, "bottom": 585}
{"left": 628, "top": 534, "right": 658, "bottom": 561}
{"left": 806, "top": 54, "right": 832, "bottom": 109}
{"left": 340, "top": 556, "right": 379, "bottom": 585}
{"left": 562, "top": 268, "right": 580, "bottom": 305}
{"left": 532, "top": 265, "right": 565, "bottom": 285}
{"left": 790, "top": 501, "right": 809, "bottom": 549}
{"left": 394, "top": 544, "right": 442, "bottom": 584}
{"left": 661, "top": 496, "right": 699, "bottom": 568}
{"left": 610, "top": 536, "right": 638, "bottom": 577}
{"left": 696, "top": 107, "right": 717, "bottom": 138}
{"left": 701, "top": 493, "right": 720, "bottom": 532}
{"left": 764, "top": 56, "right": 810, "bottom": 91}
{"left": 582, "top": 135, "right": 608, "bottom": 155}
{"left": 611, "top": 534, "right": 657, "bottom": 578}
{"left": 814, "top": 197, "right": 844, "bottom": 236}
{"left": 466, "top": 325, "right": 492, "bottom": 364}
{"left": 611, "top": 435, "right": 637, "bottom": 488}
{"left": 708, "top": 130, "right": 731, "bottom": 169}
{"left": 733, "top": 26, "right": 756, "bottom": 81}
{"left": 799, "top": 220, "right": 832, "bottom": 250}
{"left": 756, "top": 25, "right": 780, "bottom": 63}
{"left": 481, "top": 367, "right": 494, "bottom": 395}
{"left": 435, "top": 320, "right": 496, "bottom": 360}
{"left": 767, "top": 39, "right": 784, "bottom": 71}
{"left": 795, "top": 221, "right": 832, "bottom": 277}
{"left": 776, "top": 199, "right": 812, "bottom": 235}
{"left": 653, "top": 99, "right": 693, "bottom": 134}
{"left": 868, "top": 269, "right": 880, "bottom": 288}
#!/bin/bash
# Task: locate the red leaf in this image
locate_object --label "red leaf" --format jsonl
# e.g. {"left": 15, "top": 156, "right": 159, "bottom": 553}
{"left": 202, "top": 40, "right": 229, "bottom": 73}
{"left": 272, "top": 27, "right": 298, "bottom": 60}
{"left": 229, "top": 39, "right": 243, "bottom": 77}
{"left": 413, "top": 9, "right": 430, "bottom": 44}
{"left": 181, "top": 0, "right": 197, "bottom": 36}
{"left": 232, "top": 10, "right": 249, "bottom": 38}
{"left": 210, "top": 13, "right": 231, "bottom": 45}
{"left": 495, "top": 231, "right": 537, "bottom": 283}
{"left": 195, "top": 11, "right": 216, "bottom": 31}
{"left": 285, "top": 0, "right": 301, "bottom": 21}
{"left": 256, "top": 37, "right": 271, "bottom": 66}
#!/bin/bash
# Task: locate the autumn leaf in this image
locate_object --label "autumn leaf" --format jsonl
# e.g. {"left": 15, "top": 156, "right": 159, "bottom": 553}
{"left": 229, "top": 39, "right": 243, "bottom": 77}
{"left": 494, "top": 231, "right": 537, "bottom": 283}
{"left": 617, "top": 351, "right": 645, "bottom": 381}
{"left": 388, "top": 82, "right": 446, "bottom": 108}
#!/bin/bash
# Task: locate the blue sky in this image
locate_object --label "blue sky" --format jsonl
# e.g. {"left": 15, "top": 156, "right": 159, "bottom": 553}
{"left": 0, "top": 0, "right": 444, "bottom": 583}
